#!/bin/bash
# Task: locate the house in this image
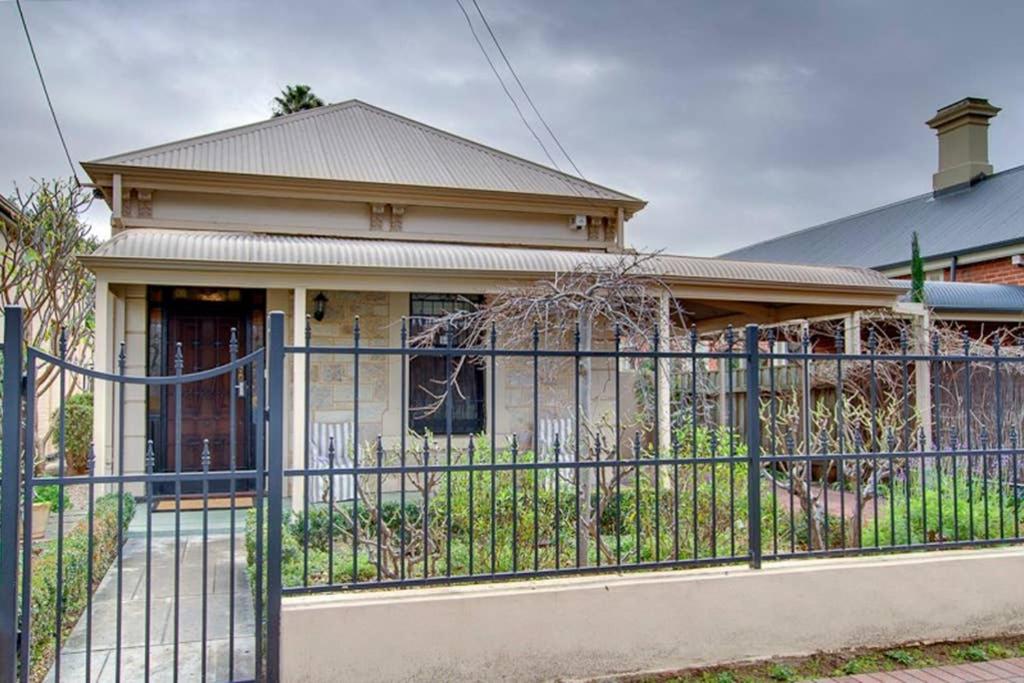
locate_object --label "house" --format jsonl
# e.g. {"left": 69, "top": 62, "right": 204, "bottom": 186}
{"left": 723, "top": 98, "right": 1023, "bottom": 281}
{"left": 79, "top": 99, "right": 900, "bottom": 491}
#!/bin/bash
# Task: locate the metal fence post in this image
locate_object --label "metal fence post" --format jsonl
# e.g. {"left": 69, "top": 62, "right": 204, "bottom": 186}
{"left": 266, "top": 310, "right": 285, "bottom": 682}
{"left": 1, "top": 306, "right": 24, "bottom": 683}
{"left": 745, "top": 324, "right": 762, "bottom": 569}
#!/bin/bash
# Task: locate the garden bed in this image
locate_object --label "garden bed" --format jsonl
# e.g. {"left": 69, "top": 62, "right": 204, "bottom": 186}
{"left": 22, "top": 492, "right": 135, "bottom": 683}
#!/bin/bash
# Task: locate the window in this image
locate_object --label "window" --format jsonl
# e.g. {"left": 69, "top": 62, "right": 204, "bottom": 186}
{"left": 408, "top": 294, "right": 486, "bottom": 434}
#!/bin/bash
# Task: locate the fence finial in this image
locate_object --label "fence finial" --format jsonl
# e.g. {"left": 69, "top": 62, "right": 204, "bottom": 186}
{"left": 229, "top": 327, "right": 238, "bottom": 358}
{"left": 59, "top": 326, "right": 67, "bottom": 358}
{"left": 174, "top": 342, "right": 184, "bottom": 374}
{"left": 87, "top": 443, "right": 97, "bottom": 474}
{"left": 201, "top": 438, "right": 211, "bottom": 471}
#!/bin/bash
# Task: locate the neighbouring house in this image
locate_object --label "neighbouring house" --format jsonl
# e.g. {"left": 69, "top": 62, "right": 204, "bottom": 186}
{"left": 722, "top": 97, "right": 1024, "bottom": 332}
{"left": 78, "top": 99, "right": 900, "bottom": 495}
{"left": 717, "top": 97, "right": 1024, "bottom": 446}
{"left": 723, "top": 97, "right": 1022, "bottom": 283}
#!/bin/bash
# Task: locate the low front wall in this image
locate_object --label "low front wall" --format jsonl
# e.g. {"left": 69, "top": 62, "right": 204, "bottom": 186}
{"left": 281, "top": 548, "right": 1024, "bottom": 682}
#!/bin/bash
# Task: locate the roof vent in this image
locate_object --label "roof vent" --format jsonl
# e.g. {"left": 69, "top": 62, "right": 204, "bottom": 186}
{"left": 926, "top": 97, "right": 1000, "bottom": 194}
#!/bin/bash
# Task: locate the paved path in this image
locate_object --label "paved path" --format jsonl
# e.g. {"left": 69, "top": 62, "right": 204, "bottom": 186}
{"left": 46, "top": 510, "right": 255, "bottom": 682}
{"left": 817, "top": 657, "right": 1024, "bottom": 682}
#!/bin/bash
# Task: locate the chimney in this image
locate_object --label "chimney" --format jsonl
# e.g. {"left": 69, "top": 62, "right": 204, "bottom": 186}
{"left": 926, "top": 97, "right": 1000, "bottom": 194}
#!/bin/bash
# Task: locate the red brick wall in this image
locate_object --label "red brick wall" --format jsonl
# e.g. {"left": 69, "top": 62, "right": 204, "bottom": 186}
{"left": 950, "top": 257, "right": 1024, "bottom": 285}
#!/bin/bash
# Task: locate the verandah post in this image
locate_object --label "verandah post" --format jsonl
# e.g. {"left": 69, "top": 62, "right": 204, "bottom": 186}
{"left": 266, "top": 310, "right": 285, "bottom": 682}
{"left": 745, "top": 324, "right": 762, "bottom": 569}
{"left": 0, "top": 306, "right": 24, "bottom": 683}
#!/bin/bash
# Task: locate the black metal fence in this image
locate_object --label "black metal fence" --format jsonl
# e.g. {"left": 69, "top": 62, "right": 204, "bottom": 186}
{"left": 2, "top": 306, "right": 1024, "bottom": 682}
{"left": 0, "top": 306, "right": 272, "bottom": 683}
{"left": 282, "top": 316, "right": 1024, "bottom": 597}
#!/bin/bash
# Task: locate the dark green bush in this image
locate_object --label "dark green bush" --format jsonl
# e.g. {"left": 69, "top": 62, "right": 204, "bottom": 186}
{"left": 49, "top": 392, "right": 93, "bottom": 474}
{"left": 22, "top": 493, "right": 134, "bottom": 682}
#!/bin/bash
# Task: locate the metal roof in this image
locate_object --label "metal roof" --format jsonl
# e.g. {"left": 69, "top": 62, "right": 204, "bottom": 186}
{"left": 86, "top": 229, "right": 898, "bottom": 291}
{"left": 721, "top": 164, "right": 1024, "bottom": 269}
{"left": 86, "top": 100, "right": 640, "bottom": 204}
{"left": 895, "top": 280, "right": 1024, "bottom": 313}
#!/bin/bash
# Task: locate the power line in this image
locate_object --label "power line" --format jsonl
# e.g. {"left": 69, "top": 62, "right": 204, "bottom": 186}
{"left": 471, "top": 0, "right": 586, "bottom": 180}
{"left": 15, "top": 0, "right": 80, "bottom": 186}
{"left": 454, "top": 0, "right": 563, "bottom": 171}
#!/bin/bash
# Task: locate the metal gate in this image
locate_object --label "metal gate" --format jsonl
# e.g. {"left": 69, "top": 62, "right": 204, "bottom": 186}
{"left": 0, "top": 305, "right": 286, "bottom": 683}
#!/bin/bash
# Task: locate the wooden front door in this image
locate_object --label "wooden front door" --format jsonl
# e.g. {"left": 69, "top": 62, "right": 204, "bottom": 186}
{"left": 163, "top": 302, "right": 252, "bottom": 492}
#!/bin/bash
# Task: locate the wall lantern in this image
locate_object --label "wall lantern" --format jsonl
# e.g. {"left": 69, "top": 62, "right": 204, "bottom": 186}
{"left": 313, "top": 291, "right": 328, "bottom": 321}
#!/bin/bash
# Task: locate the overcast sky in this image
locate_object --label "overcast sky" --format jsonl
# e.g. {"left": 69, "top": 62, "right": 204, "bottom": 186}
{"left": 2, "top": 0, "right": 1022, "bottom": 256}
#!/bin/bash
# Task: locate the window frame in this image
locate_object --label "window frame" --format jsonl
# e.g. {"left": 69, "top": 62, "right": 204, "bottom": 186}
{"left": 407, "top": 293, "right": 487, "bottom": 435}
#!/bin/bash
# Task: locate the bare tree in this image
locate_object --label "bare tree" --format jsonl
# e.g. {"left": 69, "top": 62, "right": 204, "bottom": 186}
{"left": 406, "top": 252, "right": 690, "bottom": 565}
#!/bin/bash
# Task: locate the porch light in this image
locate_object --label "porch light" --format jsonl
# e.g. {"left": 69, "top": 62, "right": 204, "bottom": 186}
{"left": 313, "top": 291, "right": 328, "bottom": 321}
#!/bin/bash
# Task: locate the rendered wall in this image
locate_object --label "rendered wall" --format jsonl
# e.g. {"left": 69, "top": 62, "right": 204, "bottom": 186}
{"left": 281, "top": 548, "right": 1024, "bottom": 682}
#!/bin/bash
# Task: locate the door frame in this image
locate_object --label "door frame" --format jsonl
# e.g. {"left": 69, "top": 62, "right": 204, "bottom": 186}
{"left": 146, "top": 286, "right": 265, "bottom": 494}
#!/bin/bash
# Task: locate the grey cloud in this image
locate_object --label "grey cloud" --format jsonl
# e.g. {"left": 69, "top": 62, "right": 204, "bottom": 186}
{"left": 2, "top": 0, "right": 1022, "bottom": 254}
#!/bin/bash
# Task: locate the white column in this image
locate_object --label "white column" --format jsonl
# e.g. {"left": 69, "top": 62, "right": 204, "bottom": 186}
{"left": 381, "top": 292, "right": 408, "bottom": 439}
{"left": 914, "top": 307, "right": 934, "bottom": 449}
{"left": 657, "top": 292, "right": 672, "bottom": 454}
{"left": 291, "top": 287, "right": 307, "bottom": 512}
{"left": 92, "top": 278, "right": 111, "bottom": 488}
{"left": 844, "top": 312, "right": 862, "bottom": 355}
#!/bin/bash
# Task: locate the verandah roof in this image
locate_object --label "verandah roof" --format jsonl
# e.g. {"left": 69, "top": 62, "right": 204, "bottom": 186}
{"left": 84, "top": 228, "right": 898, "bottom": 293}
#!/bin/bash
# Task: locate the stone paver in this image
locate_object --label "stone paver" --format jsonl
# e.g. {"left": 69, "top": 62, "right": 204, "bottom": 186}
{"left": 821, "top": 657, "right": 1024, "bottom": 683}
{"left": 45, "top": 510, "right": 255, "bottom": 683}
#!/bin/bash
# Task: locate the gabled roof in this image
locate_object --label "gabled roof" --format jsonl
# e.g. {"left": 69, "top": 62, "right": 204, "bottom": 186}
{"left": 86, "top": 100, "right": 641, "bottom": 205}
{"left": 720, "top": 164, "right": 1024, "bottom": 270}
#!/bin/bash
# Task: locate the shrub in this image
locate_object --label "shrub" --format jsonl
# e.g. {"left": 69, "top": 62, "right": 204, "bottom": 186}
{"left": 21, "top": 493, "right": 134, "bottom": 682}
{"left": 50, "top": 392, "right": 93, "bottom": 474}
{"left": 867, "top": 466, "right": 1024, "bottom": 547}
{"left": 249, "top": 424, "right": 795, "bottom": 587}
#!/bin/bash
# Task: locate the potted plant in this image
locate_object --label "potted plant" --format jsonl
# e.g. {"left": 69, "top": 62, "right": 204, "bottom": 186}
{"left": 31, "top": 485, "right": 69, "bottom": 540}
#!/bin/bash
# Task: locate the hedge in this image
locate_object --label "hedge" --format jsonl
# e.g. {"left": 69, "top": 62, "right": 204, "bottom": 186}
{"left": 22, "top": 493, "right": 135, "bottom": 683}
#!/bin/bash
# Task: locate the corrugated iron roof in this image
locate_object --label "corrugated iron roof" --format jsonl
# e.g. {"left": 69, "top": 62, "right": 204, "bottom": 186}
{"left": 895, "top": 280, "right": 1024, "bottom": 313}
{"left": 721, "top": 164, "right": 1024, "bottom": 269}
{"left": 86, "top": 229, "right": 899, "bottom": 291}
{"left": 87, "top": 100, "right": 640, "bottom": 204}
